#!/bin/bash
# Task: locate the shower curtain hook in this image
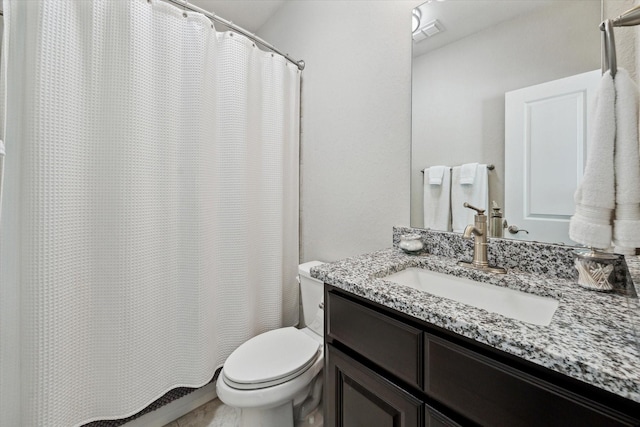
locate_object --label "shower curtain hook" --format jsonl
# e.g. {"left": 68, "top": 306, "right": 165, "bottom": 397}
{"left": 182, "top": 0, "right": 188, "bottom": 18}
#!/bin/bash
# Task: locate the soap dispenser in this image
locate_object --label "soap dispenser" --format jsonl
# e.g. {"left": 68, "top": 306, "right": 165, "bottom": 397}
{"left": 490, "top": 201, "right": 504, "bottom": 238}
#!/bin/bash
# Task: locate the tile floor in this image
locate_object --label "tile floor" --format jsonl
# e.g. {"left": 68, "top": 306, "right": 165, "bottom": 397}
{"left": 163, "top": 399, "right": 323, "bottom": 427}
{"left": 163, "top": 399, "right": 239, "bottom": 427}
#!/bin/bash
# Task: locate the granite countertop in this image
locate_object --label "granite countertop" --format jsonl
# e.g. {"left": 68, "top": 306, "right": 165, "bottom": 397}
{"left": 311, "top": 247, "right": 640, "bottom": 403}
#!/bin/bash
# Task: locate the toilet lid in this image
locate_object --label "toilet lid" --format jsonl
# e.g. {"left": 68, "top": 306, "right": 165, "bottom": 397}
{"left": 223, "top": 327, "right": 321, "bottom": 390}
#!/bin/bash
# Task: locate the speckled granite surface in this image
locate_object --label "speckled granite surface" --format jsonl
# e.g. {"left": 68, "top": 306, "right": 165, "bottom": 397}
{"left": 393, "top": 227, "right": 636, "bottom": 296}
{"left": 312, "top": 230, "right": 640, "bottom": 403}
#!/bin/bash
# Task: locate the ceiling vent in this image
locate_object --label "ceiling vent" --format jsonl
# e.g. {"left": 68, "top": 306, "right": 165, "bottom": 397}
{"left": 413, "top": 19, "right": 444, "bottom": 43}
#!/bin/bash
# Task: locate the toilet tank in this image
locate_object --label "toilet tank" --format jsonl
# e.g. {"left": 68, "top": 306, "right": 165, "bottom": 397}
{"left": 298, "top": 261, "right": 325, "bottom": 330}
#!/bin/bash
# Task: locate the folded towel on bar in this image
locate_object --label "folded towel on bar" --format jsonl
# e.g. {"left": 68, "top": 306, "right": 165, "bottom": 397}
{"left": 423, "top": 166, "right": 451, "bottom": 231}
{"left": 612, "top": 69, "right": 640, "bottom": 254}
{"left": 460, "top": 162, "right": 478, "bottom": 185}
{"left": 451, "top": 164, "right": 488, "bottom": 233}
{"left": 428, "top": 165, "right": 447, "bottom": 185}
{"left": 569, "top": 71, "right": 615, "bottom": 249}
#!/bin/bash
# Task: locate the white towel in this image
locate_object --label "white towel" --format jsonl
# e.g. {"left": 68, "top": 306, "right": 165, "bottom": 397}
{"left": 613, "top": 69, "right": 640, "bottom": 253}
{"left": 451, "top": 164, "right": 489, "bottom": 233}
{"left": 460, "top": 162, "right": 478, "bottom": 185}
{"left": 428, "top": 165, "right": 447, "bottom": 185}
{"left": 569, "top": 71, "right": 616, "bottom": 249}
{"left": 423, "top": 166, "right": 451, "bottom": 231}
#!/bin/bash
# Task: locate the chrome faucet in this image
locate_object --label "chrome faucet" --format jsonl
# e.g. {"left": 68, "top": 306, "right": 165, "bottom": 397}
{"left": 458, "top": 202, "right": 507, "bottom": 274}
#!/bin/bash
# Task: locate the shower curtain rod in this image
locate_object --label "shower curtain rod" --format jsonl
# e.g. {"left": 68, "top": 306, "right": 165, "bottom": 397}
{"left": 0, "top": 4, "right": 300, "bottom": 67}
{"left": 163, "top": 0, "right": 305, "bottom": 71}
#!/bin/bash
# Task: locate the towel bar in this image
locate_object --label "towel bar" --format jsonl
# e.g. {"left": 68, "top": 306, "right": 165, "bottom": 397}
{"left": 601, "top": 4, "right": 640, "bottom": 78}
{"left": 421, "top": 164, "right": 494, "bottom": 174}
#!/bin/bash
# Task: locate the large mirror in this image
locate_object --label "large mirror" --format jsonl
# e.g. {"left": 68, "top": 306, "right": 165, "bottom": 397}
{"left": 410, "top": 0, "right": 603, "bottom": 245}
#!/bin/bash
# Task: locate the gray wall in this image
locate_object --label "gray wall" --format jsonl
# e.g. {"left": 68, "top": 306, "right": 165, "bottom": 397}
{"left": 410, "top": 1, "right": 601, "bottom": 227}
{"left": 257, "top": 0, "right": 640, "bottom": 260}
{"left": 259, "top": 1, "right": 418, "bottom": 262}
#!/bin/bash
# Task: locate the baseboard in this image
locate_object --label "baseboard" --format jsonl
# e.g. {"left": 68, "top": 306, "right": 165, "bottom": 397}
{"left": 123, "top": 382, "right": 218, "bottom": 427}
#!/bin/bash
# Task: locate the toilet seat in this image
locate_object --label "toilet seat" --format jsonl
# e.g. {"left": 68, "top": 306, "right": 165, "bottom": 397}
{"left": 223, "top": 327, "right": 321, "bottom": 390}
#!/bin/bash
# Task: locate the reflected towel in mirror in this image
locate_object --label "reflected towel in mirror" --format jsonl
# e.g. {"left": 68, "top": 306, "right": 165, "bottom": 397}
{"left": 424, "top": 166, "right": 451, "bottom": 231}
{"left": 451, "top": 164, "right": 489, "bottom": 233}
{"left": 428, "top": 165, "right": 447, "bottom": 185}
{"left": 460, "top": 162, "right": 478, "bottom": 185}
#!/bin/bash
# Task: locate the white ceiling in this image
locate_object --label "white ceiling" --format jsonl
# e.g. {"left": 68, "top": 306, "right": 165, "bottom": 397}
{"left": 188, "top": 0, "right": 286, "bottom": 33}
{"left": 186, "top": 1, "right": 591, "bottom": 59}
{"left": 412, "top": 1, "right": 559, "bottom": 57}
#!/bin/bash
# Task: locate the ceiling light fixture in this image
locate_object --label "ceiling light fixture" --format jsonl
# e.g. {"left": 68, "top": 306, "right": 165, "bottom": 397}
{"left": 412, "top": 8, "right": 422, "bottom": 33}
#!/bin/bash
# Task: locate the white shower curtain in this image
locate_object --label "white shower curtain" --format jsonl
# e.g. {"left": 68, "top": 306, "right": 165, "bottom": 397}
{"left": 0, "top": 1, "right": 300, "bottom": 425}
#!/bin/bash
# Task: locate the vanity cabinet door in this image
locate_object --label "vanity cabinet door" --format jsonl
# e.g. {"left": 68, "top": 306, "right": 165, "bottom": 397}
{"left": 326, "top": 344, "right": 423, "bottom": 427}
{"left": 424, "top": 334, "right": 639, "bottom": 427}
{"left": 425, "top": 404, "right": 463, "bottom": 427}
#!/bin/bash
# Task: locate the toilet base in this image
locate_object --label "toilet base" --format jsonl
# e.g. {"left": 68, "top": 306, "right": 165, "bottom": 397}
{"left": 296, "top": 404, "right": 323, "bottom": 427}
{"left": 240, "top": 401, "right": 293, "bottom": 427}
{"left": 238, "top": 401, "right": 324, "bottom": 427}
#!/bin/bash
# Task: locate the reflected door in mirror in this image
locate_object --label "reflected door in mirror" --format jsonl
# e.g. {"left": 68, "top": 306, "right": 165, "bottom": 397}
{"left": 504, "top": 70, "right": 601, "bottom": 245}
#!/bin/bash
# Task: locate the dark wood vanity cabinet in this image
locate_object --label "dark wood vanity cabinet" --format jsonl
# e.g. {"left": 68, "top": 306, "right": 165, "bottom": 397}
{"left": 326, "top": 345, "right": 422, "bottom": 427}
{"left": 324, "top": 285, "right": 640, "bottom": 427}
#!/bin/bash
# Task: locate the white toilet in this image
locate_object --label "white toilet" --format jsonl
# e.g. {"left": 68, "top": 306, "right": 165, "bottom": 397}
{"left": 216, "top": 261, "right": 325, "bottom": 427}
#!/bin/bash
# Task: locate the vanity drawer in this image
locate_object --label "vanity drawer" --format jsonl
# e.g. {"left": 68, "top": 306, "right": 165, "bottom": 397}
{"left": 424, "top": 333, "right": 638, "bottom": 427}
{"left": 326, "top": 290, "right": 423, "bottom": 389}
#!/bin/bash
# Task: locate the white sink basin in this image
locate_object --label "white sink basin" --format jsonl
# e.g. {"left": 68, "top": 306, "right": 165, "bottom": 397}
{"left": 384, "top": 268, "right": 558, "bottom": 326}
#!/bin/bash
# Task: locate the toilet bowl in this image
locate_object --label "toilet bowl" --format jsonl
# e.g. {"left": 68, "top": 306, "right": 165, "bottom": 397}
{"left": 216, "top": 261, "right": 325, "bottom": 427}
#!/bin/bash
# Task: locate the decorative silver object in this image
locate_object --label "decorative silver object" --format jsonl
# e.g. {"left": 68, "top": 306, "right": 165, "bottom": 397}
{"left": 489, "top": 201, "right": 504, "bottom": 238}
{"left": 399, "top": 234, "right": 424, "bottom": 254}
